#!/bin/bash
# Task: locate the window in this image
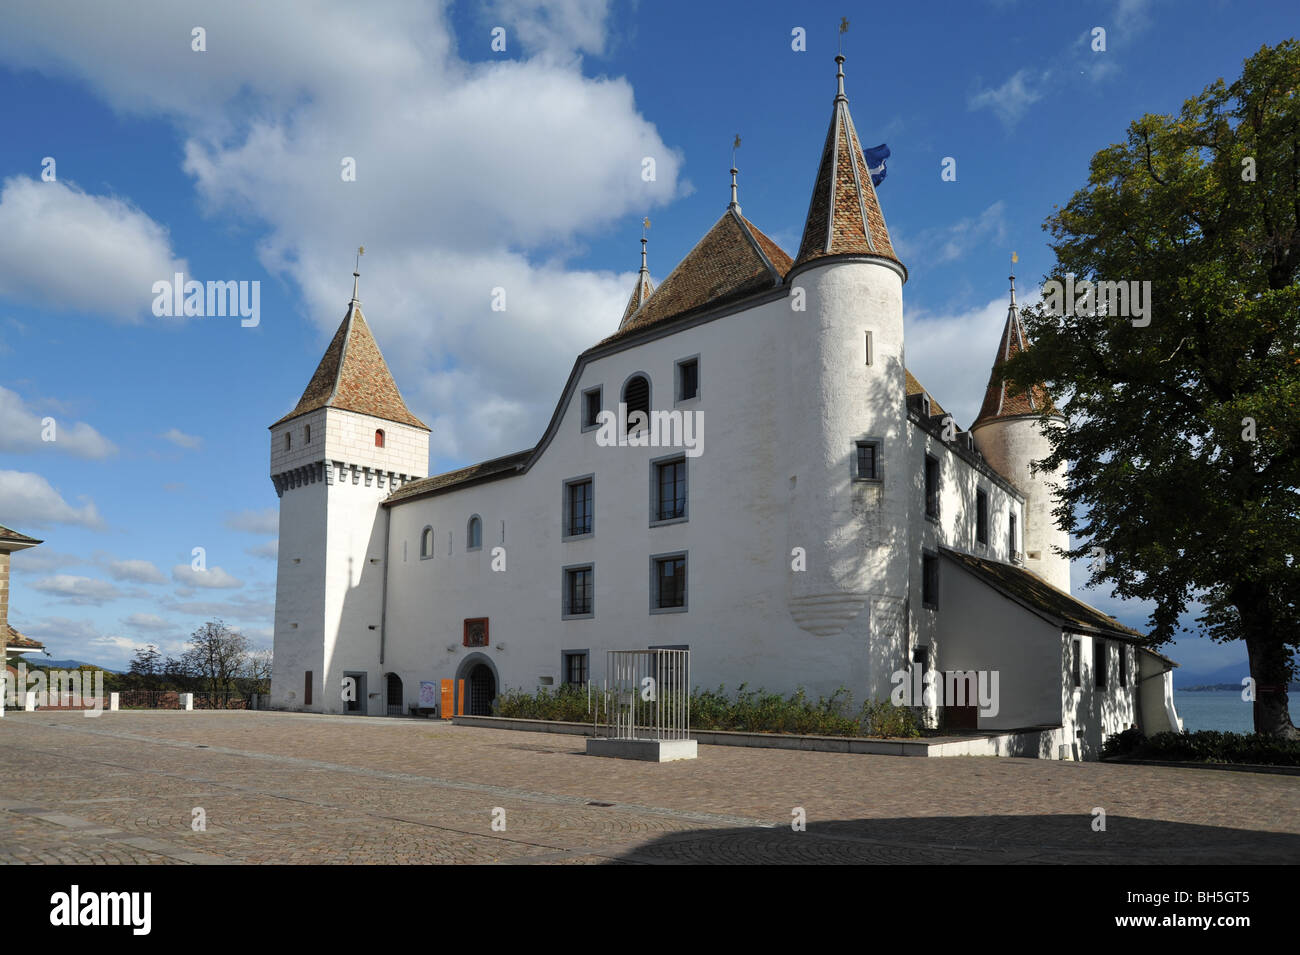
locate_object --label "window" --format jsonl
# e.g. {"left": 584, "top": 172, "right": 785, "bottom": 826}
{"left": 582, "top": 386, "right": 602, "bottom": 430}
{"left": 651, "top": 553, "right": 687, "bottom": 613}
{"left": 563, "top": 650, "right": 589, "bottom": 687}
{"left": 622, "top": 374, "right": 650, "bottom": 432}
{"left": 284, "top": 432, "right": 291, "bottom": 451}
{"left": 1009, "top": 513, "right": 1018, "bottom": 560}
{"left": 924, "top": 455, "right": 940, "bottom": 519}
{"left": 922, "top": 552, "right": 939, "bottom": 608}
{"left": 1094, "top": 638, "right": 1107, "bottom": 689}
{"left": 420, "top": 526, "right": 434, "bottom": 559}
{"left": 305, "top": 424, "right": 311, "bottom": 443}
{"left": 463, "top": 617, "right": 489, "bottom": 648}
{"left": 652, "top": 455, "right": 687, "bottom": 524}
{"left": 854, "top": 439, "right": 881, "bottom": 481}
{"left": 1072, "top": 639, "right": 1082, "bottom": 688}
{"left": 865, "top": 330, "right": 873, "bottom": 366}
{"left": 563, "top": 476, "right": 594, "bottom": 539}
{"left": 1119, "top": 644, "right": 1128, "bottom": 688}
{"left": 976, "top": 489, "right": 989, "bottom": 545}
{"left": 375, "top": 429, "right": 385, "bottom": 448}
{"left": 467, "top": 515, "right": 482, "bottom": 551}
{"left": 562, "top": 565, "right": 594, "bottom": 619}
{"left": 304, "top": 671, "right": 313, "bottom": 706}
{"left": 676, "top": 357, "right": 699, "bottom": 401}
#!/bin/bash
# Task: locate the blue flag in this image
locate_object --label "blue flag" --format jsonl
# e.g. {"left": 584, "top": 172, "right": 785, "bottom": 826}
{"left": 862, "top": 143, "right": 890, "bottom": 186}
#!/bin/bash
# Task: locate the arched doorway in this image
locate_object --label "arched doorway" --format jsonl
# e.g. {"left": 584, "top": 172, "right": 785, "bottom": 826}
{"left": 385, "top": 673, "right": 404, "bottom": 715}
{"left": 466, "top": 664, "right": 496, "bottom": 715}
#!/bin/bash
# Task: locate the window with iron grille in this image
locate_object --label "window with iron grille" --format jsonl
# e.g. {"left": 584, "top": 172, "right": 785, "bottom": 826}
{"left": 976, "top": 489, "right": 989, "bottom": 545}
{"left": 855, "top": 440, "right": 880, "bottom": 481}
{"left": 924, "top": 455, "right": 940, "bottom": 519}
{"left": 652, "top": 554, "right": 687, "bottom": 612}
{"left": 654, "top": 457, "right": 687, "bottom": 523}
{"left": 564, "top": 565, "right": 593, "bottom": 618}
{"left": 564, "top": 478, "right": 593, "bottom": 538}
{"left": 563, "top": 651, "right": 589, "bottom": 686}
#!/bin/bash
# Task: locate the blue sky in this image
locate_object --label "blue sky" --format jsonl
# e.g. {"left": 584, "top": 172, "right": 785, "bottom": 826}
{"left": 0, "top": 0, "right": 1291, "bottom": 677}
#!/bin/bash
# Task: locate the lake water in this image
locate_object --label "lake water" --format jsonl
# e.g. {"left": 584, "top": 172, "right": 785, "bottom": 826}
{"left": 1173, "top": 689, "right": 1256, "bottom": 733}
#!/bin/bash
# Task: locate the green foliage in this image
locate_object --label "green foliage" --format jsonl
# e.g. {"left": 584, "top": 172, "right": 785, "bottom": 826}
{"left": 1103, "top": 730, "right": 1300, "bottom": 766}
{"left": 495, "top": 682, "right": 923, "bottom": 738}
{"left": 1004, "top": 40, "right": 1300, "bottom": 736}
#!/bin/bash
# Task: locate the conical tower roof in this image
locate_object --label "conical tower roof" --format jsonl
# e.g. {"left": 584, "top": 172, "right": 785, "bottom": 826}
{"left": 971, "top": 275, "right": 1058, "bottom": 428}
{"left": 272, "top": 284, "right": 428, "bottom": 430}
{"left": 618, "top": 237, "right": 655, "bottom": 329}
{"left": 792, "top": 55, "right": 903, "bottom": 275}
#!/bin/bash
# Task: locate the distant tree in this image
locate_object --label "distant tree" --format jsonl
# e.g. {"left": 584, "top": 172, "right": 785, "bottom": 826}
{"left": 244, "top": 648, "right": 273, "bottom": 695}
{"left": 181, "top": 620, "right": 250, "bottom": 698}
{"left": 127, "top": 644, "right": 162, "bottom": 689}
{"left": 1008, "top": 40, "right": 1299, "bottom": 738}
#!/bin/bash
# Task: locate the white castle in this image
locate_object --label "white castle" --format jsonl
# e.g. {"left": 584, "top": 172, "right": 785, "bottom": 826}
{"left": 268, "top": 56, "right": 1180, "bottom": 758}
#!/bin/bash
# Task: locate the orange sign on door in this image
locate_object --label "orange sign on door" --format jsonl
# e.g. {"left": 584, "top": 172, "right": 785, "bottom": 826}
{"left": 457, "top": 679, "right": 466, "bottom": 716}
{"left": 440, "top": 679, "right": 453, "bottom": 719}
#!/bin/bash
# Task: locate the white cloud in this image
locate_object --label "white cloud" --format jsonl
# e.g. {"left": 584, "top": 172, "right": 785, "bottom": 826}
{"left": 224, "top": 508, "right": 279, "bottom": 534}
{"left": 0, "top": 0, "right": 681, "bottom": 466}
{"left": 904, "top": 296, "right": 1017, "bottom": 429}
{"left": 105, "top": 559, "right": 168, "bottom": 585}
{"left": 246, "top": 539, "right": 278, "bottom": 560}
{"left": 0, "top": 470, "right": 104, "bottom": 529}
{"left": 160, "top": 427, "right": 202, "bottom": 450}
{"left": 0, "top": 177, "right": 188, "bottom": 322}
{"left": 30, "top": 574, "right": 123, "bottom": 606}
{"left": 894, "top": 202, "right": 1007, "bottom": 268}
{"left": 171, "top": 564, "right": 243, "bottom": 589}
{"left": 0, "top": 386, "right": 117, "bottom": 458}
{"left": 968, "top": 70, "right": 1046, "bottom": 128}
{"left": 122, "top": 612, "right": 179, "bottom": 632}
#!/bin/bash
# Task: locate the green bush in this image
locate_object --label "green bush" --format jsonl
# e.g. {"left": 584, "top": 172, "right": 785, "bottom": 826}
{"left": 1103, "top": 729, "right": 1300, "bottom": 766}
{"left": 494, "top": 682, "right": 923, "bottom": 738}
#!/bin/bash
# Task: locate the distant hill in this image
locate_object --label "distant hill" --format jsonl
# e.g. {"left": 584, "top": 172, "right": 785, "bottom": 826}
{"left": 25, "top": 658, "right": 125, "bottom": 674}
{"left": 1174, "top": 661, "right": 1250, "bottom": 689}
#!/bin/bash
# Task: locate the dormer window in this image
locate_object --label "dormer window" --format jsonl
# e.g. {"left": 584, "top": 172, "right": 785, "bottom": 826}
{"left": 375, "top": 429, "right": 385, "bottom": 448}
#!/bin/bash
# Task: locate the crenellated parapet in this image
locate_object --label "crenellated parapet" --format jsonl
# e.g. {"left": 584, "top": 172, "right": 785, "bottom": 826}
{"left": 271, "top": 459, "right": 424, "bottom": 497}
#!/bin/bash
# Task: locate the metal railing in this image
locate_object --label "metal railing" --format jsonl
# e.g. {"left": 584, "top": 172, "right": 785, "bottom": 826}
{"left": 595, "top": 649, "right": 690, "bottom": 741}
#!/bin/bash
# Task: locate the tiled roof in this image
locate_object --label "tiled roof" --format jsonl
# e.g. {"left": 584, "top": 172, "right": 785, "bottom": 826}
{"left": 384, "top": 449, "right": 532, "bottom": 505}
{"left": 619, "top": 269, "right": 655, "bottom": 328}
{"left": 272, "top": 301, "right": 429, "bottom": 430}
{"left": 941, "top": 548, "right": 1157, "bottom": 644}
{"left": 904, "top": 369, "right": 947, "bottom": 417}
{"left": 601, "top": 208, "right": 790, "bottom": 344}
{"left": 4, "top": 624, "right": 44, "bottom": 650}
{"left": 793, "top": 58, "right": 901, "bottom": 273}
{"left": 971, "top": 292, "right": 1058, "bottom": 428}
{"left": 0, "top": 524, "right": 42, "bottom": 548}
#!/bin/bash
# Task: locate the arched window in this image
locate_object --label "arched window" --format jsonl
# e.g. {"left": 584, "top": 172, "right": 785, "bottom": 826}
{"left": 420, "top": 526, "right": 434, "bottom": 559}
{"left": 467, "top": 515, "right": 482, "bottom": 551}
{"left": 304, "top": 424, "right": 311, "bottom": 443}
{"left": 375, "top": 429, "right": 385, "bottom": 448}
{"left": 622, "top": 374, "right": 650, "bottom": 433}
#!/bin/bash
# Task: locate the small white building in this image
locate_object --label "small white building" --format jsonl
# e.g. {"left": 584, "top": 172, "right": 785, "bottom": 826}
{"left": 268, "top": 56, "right": 1180, "bottom": 758}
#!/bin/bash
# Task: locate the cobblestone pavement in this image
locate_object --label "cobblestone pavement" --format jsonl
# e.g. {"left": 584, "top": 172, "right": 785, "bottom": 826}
{"left": 1, "top": 711, "right": 1297, "bottom": 864}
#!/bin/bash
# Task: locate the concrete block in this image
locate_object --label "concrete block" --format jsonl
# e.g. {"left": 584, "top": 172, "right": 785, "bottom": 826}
{"left": 24, "top": 691, "right": 37, "bottom": 711}
{"left": 586, "top": 737, "right": 697, "bottom": 762}
{"left": 180, "top": 693, "right": 194, "bottom": 711}
{"left": 109, "top": 692, "right": 120, "bottom": 711}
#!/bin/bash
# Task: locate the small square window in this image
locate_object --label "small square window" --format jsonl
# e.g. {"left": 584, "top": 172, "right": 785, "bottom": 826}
{"left": 651, "top": 553, "right": 687, "bottom": 613}
{"left": 582, "top": 387, "right": 602, "bottom": 430}
{"left": 676, "top": 357, "right": 699, "bottom": 401}
{"left": 922, "top": 553, "right": 939, "bottom": 608}
{"left": 563, "top": 566, "right": 594, "bottom": 619}
{"left": 855, "top": 440, "right": 880, "bottom": 481}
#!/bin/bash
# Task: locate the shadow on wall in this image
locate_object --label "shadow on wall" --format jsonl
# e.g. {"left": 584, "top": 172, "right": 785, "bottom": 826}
{"left": 606, "top": 813, "right": 1300, "bottom": 864}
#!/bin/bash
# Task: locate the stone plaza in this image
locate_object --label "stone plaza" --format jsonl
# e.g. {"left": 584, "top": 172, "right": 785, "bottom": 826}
{"left": 1, "top": 711, "right": 1296, "bottom": 864}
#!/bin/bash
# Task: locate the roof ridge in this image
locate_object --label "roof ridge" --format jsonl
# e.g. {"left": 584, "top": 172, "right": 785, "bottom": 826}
{"left": 730, "top": 208, "right": 783, "bottom": 285}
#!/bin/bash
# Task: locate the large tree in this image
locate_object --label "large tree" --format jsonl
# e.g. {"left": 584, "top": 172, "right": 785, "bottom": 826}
{"left": 1009, "top": 40, "right": 1300, "bottom": 738}
{"left": 181, "top": 620, "right": 251, "bottom": 699}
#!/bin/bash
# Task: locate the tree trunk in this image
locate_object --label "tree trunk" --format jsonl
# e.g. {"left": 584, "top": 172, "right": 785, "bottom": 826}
{"left": 1239, "top": 585, "right": 1298, "bottom": 739}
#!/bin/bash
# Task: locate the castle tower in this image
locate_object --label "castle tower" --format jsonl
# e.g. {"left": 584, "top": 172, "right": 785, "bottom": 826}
{"left": 784, "top": 54, "right": 910, "bottom": 696}
{"left": 268, "top": 268, "right": 429, "bottom": 713}
{"left": 970, "top": 273, "right": 1071, "bottom": 592}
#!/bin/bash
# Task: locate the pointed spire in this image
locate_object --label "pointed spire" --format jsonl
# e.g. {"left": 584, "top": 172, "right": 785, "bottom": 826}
{"left": 729, "top": 166, "right": 740, "bottom": 212}
{"left": 971, "top": 270, "right": 1058, "bottom": 428}
{"left": 619, "top": 223, "right": 656, "bottom": 329}
{"left": 792, "top": 54, "right": 903, "bottom": 276}
{"left": 351, "top": 245, "right": 364, "bottom": 304}
{"left": 272, "top": 270, "right": 428, "bottom": 430}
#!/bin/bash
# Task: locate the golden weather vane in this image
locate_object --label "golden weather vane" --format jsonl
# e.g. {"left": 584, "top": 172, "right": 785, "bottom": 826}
{"left": 642, "top": 217, "right": 651, "bottom": 237}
